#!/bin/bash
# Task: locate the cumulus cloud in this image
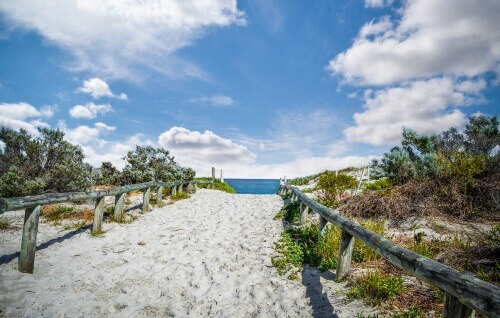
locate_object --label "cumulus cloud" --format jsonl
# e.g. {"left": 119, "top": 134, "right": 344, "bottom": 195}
{"left": 329, "top": 0, "right": 500, "bottom": 85}
{"left": 69, "top": 102, "right": 114, "bottom": 119}
{"left": 0, "top": 102, "right": 53, "bottom": 135}
{"left": 78, "top": 78, "right": 127, "bottom": 100}
{"left": 0, "top": 1, "right": 246, "bottom": 79}
{"left": 158, "top": 127, "right": 256, "bottom": 168}
{"left": 343, "top": 78, "right": 486, "bottom": 146}
{"left": 59, "top": 121, "right": 116, "bottom": 145}
{"left": 189, "top": 95, "right": 234, "bottom": 107}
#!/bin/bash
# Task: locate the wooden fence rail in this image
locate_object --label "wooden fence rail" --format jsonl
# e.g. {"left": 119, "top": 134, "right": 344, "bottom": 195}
{"left": 278, "top": 185, "right": 500, "bottom": 318}
{"left": 0, "top": 179, "right": 213, "bottom": 274}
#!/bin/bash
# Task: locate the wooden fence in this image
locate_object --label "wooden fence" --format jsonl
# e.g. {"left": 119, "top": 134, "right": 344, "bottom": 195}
{"left": 278, "top": 185, "right": 500, "bottom": 318}
{"left": 0, "top": 179, "right": 213, "bottom": 274}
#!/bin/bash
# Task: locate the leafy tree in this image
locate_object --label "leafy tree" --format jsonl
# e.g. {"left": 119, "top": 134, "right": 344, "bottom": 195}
{"left": 96, "top": 162, "right": 121, "bottom": 185}
{"left": 0, "top": 128, "right": 93, "bottom": 197}
{"left": 121, "top": 146, "right": 195, "bottom": 184}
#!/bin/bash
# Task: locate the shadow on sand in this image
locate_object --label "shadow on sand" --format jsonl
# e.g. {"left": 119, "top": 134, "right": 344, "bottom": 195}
{"left": 0, "top": 224, "right": 91, "bottom": 266}
{"left": 302, "top": 266, "right": 338, "bottom": 318}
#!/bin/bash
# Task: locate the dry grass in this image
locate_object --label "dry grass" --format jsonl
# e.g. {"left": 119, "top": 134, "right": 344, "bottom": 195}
{"left": 341, "top": 176, "right": 500, "bottom": 223}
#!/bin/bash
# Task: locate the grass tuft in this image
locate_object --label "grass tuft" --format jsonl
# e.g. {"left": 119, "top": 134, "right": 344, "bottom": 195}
{"left": 171, "top": 192, "right": 190, "bottom": 201}
{"left": 0, "top": 217, "right": 11, "bottom": 229}
{"left": 41, "top": 204, "right": 75, "bottom": 222}
{"left": 347, "top": 270, "right": 404, "bottom": 304}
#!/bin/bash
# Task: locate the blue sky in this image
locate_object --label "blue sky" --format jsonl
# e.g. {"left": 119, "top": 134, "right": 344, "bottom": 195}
{"left": 1, "top": 0, "right": 499, "bottom": 178}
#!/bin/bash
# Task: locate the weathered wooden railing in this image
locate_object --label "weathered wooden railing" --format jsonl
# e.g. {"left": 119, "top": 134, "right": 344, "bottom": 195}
{"left": 278, "top": 185, "right": 500, "bottom": 318}
{"left": 0, "top": 179, "right": 214, "bottom": 274}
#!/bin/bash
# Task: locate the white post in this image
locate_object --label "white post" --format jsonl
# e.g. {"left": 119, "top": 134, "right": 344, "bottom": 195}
{"left": 220, "top": 169, "right": 224, "bottom": 183}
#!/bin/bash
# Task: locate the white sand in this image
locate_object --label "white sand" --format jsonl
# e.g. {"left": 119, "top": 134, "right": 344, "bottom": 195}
{"left": 0, "top": 189, "right": 374, "bottom": 317}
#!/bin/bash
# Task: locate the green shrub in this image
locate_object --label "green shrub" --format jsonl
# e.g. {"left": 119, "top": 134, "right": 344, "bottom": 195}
{"left": 196, "top": 178, "right": 236, "bottom": 193}
{"left": 274, "top": 201, "right": 300, "bottom": 222}
{"left": 172, "top": 192, "right": 190, "bottom": 200}
{"left": 365, "top": 178, "right": 391, "bottom": 191}
{"left": 272, "top": 219, "right": 385, "bottom": 276}
{"left": 317, "top": 172, "right": 357, "bottom": 207}
{"left": 347, "top": 270, "right": 404, "bottom": 304}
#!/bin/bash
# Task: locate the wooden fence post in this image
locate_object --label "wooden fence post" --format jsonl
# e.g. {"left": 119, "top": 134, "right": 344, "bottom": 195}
{"left": 114, "top": 193, "right": 126, "bottom": 221}
{"left": 336, "top": 229, "right": 355, "bottom": 281}
{"left": 19, "top": 205, "right": 41, "bottom": 273}
{"left": 178, "top": 183, "right": 183, "bottom": 194}
{"left": 443, "top": 293, "right": 475, "bottom": 318}
{"left": 92, "top": 196, "right": 105, "bottom": 234}
{"left": 319, "top": 215, "right": 328, "bottom": 236}
{"left": 212, "top": 167, "right": 216, "bottom": 189}
{"left": 143, "top": 187, "right": 150, "bottom": 213}
{"left": 172, "top": 185, "right": 177, "bottom": 196}
{"left": 300, "top": 202, "right": 309, "bottom": 224}
{"left": 157, "top": 186, "right": 163, "bottom": 207}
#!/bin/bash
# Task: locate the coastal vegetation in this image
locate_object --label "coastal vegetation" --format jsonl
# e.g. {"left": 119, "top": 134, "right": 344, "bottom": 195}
{"left": 0, "top": 127, "right": 196, "bottom": 198}
{"left": 274, "top": 115, "right": 499, "bottom": 315}
{"left": 196, "top": 177, "right": 236, "bottom": 193}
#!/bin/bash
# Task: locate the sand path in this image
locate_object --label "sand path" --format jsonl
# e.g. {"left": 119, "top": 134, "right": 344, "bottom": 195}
{"left": 0, "top": 189, "right": 373, "bottom": 317}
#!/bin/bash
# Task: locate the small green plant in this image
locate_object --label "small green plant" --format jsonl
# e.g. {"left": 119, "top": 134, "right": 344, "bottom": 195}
{"left": 274, "top": 201, "right": 300, "bottom": 222}
{"left": 62, "top": 221, "right": 87, "bottom": 231}
{"left": 90, "top": 229, "right": 106, "bottom": 237}
{"left": 0, "top": 217, "right": 10, "bottom": 229}
{"left": 352, "top": 219, "right": 386, "bottom": 263}
{"left": 171, "top": 192, "right": 190, "bottom": 201}
{"left": 281, "top": 192, "right": 291, "bottom": 200}
{"left": 347, "top": 270, "right": 404, "bottom": 304}
{"left": 41, "top": 205, "right": 75, "bottom": 222}
{"left": 365, "top": 178, "right": 391, "bottom": 191}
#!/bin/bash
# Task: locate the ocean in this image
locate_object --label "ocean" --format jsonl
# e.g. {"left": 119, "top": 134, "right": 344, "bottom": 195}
{"left": 224, "top": 179, "right": 280, "bottom": 194}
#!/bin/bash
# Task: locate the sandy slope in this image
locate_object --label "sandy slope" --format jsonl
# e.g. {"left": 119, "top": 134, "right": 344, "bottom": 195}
{"left": 0, "top": 189, "right": 374, "bottom": 317}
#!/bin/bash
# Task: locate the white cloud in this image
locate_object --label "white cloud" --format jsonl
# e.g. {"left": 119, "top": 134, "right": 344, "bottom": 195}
{"left": 69, "top": 102, "right": 114, "bottom": 119}
{"left": 0, "top": 1, "right": 246, "bottom": 80}
{"left": 59, "top": 121, "right": 116, "bottom": 145}
{"left": 359, "top": 16, "right": 393, "bottom": 38}
{"left": 40, "top": 105, "right": 57, "bottom": 118}
{"left": 189, "top": 95, "right": 234, "bottom": 107}
{"left": 329, "top": 0, "right": 500, "bottom": 85}
{"left": 158, "top": 127, "right": 256, "bottom": 168}
{"left": 364, "top": 0, "right": 393, "bottom": 8}
{"left": 343, "top": 77, "right": 485, "bottom": 146}
{"left": 78, "top": 78, "right": 127, "bottom": 100}
{"left": 0, "top": 102, "right": 51, "bottom": 135}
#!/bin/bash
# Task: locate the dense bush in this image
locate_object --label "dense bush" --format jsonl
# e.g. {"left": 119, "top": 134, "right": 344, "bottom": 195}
{"left": 317, "top": 172, "right": 357, "bottom": 207}
{"left": 121, "top": 146, "right": 195, "bottom": 185}
{"left": 0, "top": 128, "right": 93, "bottom": 197}
{"left": 357, "top": 115, "right": 499, "bottom": 220}
{"left": 371, "top": 115, "right": 499, "bottom": 186}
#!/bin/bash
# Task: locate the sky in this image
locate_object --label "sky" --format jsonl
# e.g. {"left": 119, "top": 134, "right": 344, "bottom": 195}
{"left": 0, "top": 0, "right": 499, "bottom": 179}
